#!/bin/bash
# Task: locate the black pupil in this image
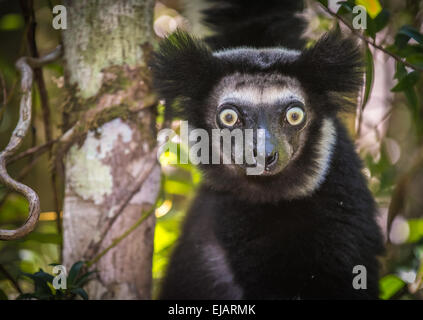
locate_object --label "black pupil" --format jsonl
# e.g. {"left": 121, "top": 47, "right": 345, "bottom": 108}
{"left": 225, "top": 113, "right": 233, "bottom": 123}
{"left": 291, "top": 113, "right": 298, "bottom": 121}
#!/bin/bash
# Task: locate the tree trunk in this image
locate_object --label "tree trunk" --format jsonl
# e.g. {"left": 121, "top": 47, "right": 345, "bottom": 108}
{"left": 61, "top": 0, "right": 159, "bottom": 299}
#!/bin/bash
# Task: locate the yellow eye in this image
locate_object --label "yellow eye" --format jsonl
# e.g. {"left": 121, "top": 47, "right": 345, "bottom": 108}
{"left": 286, "top": 107, "right": 305, "bottom": 126}
{"left": 219, "top": 109, "right": 239, "bottom": 127}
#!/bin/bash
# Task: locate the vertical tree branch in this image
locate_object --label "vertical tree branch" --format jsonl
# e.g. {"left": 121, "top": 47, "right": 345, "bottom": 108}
{"left": 20, "top": 0, "right": 62, "bottom": 242}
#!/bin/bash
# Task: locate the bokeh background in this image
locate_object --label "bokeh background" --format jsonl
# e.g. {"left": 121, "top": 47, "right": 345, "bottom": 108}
{"left": 0, "top": 0, "right": 422, "bottom": 299}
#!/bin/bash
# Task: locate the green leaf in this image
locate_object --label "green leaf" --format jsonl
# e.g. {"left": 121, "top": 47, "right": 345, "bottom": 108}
{"left": 379, "top": 274, "right": 405, "bottom": 300}
{"left": 21, "top": 269, "right": 54, "bottom": 299}
{"left": 394, "top": 62, "right": 407, "bottom": 80}
{"left": 74, "top": 270, "right": 97, "bottom": 288}
{"left": 395, "top": 35, "right": 411, "bottom": 50}
{"left": 370, "top": 8, "right": 390, "bottom": 33}
{"left": 337, "top": 1, "right": 355, "bottom": 13}
{"left": 395, "top": 25, "right": 423, "bottom": 49}
{"left": 337, "top": 1, "right": 355, "bottom": 15}
{"left": 391, "top": 71, "right": 420, "bottom": 92}
{"left": 407, "top": 219, "right": 423, "bottom": 243}
{"left": 398, "top": 25, "right": 423, "bottom": 45}
{"left": 403, "top": 87, "right": 418, "bottom": 114}
{"left": 406, "top": 53, "right": 423, "bottom": 68}
{"left": 316, "top": 0, "right": 328, "bottom": 7}
{"left": 390, "top": 44, "right": 423, "bottom": 59}
{"left": 71, "top": 288, "right": 89, "bottom": 300}
{"left": 393, "top": 62, "right": 422, "bottom": 135}
{"left": 67, "top": 261, "right": 85, "bottom": 286}
{"left": 22, "top": 269, "right": 54, "bottom": 284}
{"left": 362, "top": 46, "right": 374, "bottom": 110}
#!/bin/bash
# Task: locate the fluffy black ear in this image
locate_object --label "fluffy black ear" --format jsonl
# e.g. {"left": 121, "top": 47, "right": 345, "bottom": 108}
{"left": 150, "top": 31, "right": 221, "bottom": 116}
{"left": 296, "top": 31, "right": 364, "bottom": 94}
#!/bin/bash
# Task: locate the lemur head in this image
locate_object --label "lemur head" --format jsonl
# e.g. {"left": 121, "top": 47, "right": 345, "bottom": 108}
{"left": 151, "top": 31, "right": 363, "bottom": 202}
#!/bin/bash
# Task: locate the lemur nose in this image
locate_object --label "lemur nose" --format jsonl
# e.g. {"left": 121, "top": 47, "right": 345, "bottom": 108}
{"left": 265, "top": 151, "right": 279, "bottom": 171}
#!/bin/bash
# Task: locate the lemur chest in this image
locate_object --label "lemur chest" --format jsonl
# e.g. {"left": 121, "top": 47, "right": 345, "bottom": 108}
{"left": 208, "top": 201, "right": 326, "bottom": 298}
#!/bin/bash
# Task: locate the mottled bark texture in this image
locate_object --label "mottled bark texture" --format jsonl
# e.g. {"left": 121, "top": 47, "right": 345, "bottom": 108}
{"left": 61, "top": 0, "right": 159, "bottom": 299}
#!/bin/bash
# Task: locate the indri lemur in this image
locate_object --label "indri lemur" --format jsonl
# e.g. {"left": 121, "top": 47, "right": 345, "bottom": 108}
{"left": 151, "top": 0, "right": 385, "bottom": 299}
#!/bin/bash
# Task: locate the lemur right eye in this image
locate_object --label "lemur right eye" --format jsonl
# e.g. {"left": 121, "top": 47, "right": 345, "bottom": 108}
{"left": 219, "top": 108, "right": 239, "bottom": 127}
{"left": 286, "top": 106, "right": 305, "bottom": 126}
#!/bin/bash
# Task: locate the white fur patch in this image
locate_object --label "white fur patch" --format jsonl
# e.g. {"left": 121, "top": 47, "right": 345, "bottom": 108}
{"left": 288, "top": 118, "right": 337, "bottom": 198}
{"left": 213, "top": 47, "right": 301, "bottom": 57}
{"left": 202, "top": 243, "right": 243, "bottom": 299}
{"left": 219, "top": 86, "right": 305, "bottom": 106}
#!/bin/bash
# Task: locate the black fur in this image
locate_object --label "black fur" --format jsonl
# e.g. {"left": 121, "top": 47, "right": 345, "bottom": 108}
{"left": 295, "top": 32, "right": 364, "bottom": 99}
{"left": 151, "top": 0, "right": 384, "bottom": 300}
{"left": 203, "top": 0, "right": 306, "bottom": 50}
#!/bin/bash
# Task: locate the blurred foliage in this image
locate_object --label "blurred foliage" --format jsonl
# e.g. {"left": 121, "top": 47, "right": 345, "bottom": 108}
{"left": 17, "top": 261, "right": 95, "bottom": 300}
{"left": 152, "top": 125, "right": 201, "bottom": 297}
{"left": 0, "top": 0, "right": 423, "bottom": 300}
{"left": 0, "top": 13, "right": 24, "bottom": 31}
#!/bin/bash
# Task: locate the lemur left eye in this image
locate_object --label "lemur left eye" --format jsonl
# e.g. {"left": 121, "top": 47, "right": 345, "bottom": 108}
{"left": 218, "top": 108, "right": 239, "bottom": 127}
{"left": 286, "top": 106, "right": 305, "bottom": 126}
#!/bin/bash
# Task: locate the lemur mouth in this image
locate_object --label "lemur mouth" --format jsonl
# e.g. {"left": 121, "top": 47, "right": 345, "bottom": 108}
{"left": 238, "top": 151, "right": 283, "bottom": 177}
{"left": 265, "top": 152, "right": 279, "bottom": 172}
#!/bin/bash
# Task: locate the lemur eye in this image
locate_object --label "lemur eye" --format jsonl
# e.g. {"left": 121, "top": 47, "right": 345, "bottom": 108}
{"left": 286, "top": 106, "right": 305, "bottom": 126}
{"left": 219, "top": 108, "right": 239, "bottom": 127}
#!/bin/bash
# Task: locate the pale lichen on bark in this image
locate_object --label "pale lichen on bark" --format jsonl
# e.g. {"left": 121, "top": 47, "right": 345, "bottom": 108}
{"left": 66, "top": 118, "right": 135, "bottom": 205}
{"left": 62, "top": 0, "right": 154, "bottom": 99}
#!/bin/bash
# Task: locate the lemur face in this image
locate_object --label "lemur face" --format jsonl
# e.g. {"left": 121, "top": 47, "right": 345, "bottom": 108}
{"left": 199, "top": 67, "right": 338, "bottom": 200}
{"left": 207, "top": 73, "right": 311, "bottom": 176}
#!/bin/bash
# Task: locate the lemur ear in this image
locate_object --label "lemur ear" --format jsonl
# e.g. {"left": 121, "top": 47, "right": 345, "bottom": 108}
{"left": 296, "top": 31, "right": 364, "bottom": 94}
{"left": 151, "top": 31, "right": 221, "bottom": 107}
